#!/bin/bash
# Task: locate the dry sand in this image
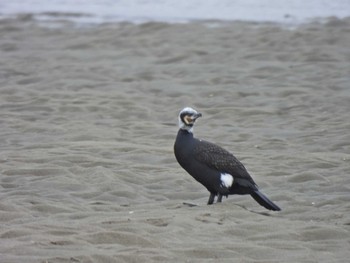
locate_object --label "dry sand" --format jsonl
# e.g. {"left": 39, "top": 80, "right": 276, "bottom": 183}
{"left": 0, "top": 15, "right": 350, "bottom": 263}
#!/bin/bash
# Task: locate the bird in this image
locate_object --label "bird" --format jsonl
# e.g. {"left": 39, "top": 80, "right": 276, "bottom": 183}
{"left": 174, "top": 107, "right": 281, "bottom": 211}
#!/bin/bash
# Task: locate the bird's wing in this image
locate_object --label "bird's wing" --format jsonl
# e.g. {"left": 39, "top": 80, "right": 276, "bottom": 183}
{"left": 193, "top": 139, "right": 256, "bottom": 183}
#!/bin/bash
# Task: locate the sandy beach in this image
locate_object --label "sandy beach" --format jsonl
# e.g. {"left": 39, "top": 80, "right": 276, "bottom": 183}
{"left": 1, "top": 15, "right": 350, "bottom": 262}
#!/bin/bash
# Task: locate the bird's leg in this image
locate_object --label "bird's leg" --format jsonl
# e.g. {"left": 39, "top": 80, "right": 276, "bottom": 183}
{"left": 207, "top": 193, "right": 215, "bottom": 205}
{"left": 217, "top": 194, "right": 223, "bottom": 203}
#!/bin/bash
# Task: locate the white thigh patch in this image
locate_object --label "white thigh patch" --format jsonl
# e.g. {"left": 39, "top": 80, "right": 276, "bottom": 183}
{"left": 220, "top": 173, "right": 234, "bottom": 188}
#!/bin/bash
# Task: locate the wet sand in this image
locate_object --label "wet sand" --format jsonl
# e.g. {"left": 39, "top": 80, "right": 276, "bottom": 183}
{"left": 0, "top": 16, "right": 350, "bottom": 263}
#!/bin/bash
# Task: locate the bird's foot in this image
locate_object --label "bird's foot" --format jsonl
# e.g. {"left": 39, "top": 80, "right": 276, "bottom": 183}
{"left": 217, "top": 194, "right": 223, "bottom": 203}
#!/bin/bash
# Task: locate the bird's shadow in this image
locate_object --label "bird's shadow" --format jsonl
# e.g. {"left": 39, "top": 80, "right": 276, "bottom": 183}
{"left": 182, "top": 202, "right": 272, "bottom": 216}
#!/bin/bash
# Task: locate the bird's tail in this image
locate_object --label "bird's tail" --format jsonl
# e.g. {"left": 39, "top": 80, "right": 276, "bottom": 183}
{"left": 250, "top": 190, "right": 281, "bottom": 211}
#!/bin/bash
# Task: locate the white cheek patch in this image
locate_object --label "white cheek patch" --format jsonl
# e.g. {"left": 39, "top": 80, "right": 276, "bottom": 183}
{"left": 220, "top": 173, "right": 234, "bottom": 188}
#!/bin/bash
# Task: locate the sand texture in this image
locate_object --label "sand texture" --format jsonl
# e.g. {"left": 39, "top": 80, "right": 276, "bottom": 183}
{"left": 1, "top": 16, "right": 350, "bottom": 263}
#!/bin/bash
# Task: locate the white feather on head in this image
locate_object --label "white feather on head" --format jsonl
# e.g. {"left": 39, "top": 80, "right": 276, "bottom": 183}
{"left": 178, "top": 107, "right": 201, "bottom": 133}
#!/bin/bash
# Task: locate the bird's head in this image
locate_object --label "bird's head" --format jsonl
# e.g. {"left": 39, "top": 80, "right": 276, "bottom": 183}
{"left": 178, "top": 107, "right": 202, "bottom": 133}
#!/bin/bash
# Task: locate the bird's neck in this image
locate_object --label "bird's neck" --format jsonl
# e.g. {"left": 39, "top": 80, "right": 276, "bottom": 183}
{"left": 175, "top": 129, "right": 195, "bottom": 166}
{"left": 179, "top": 128, "right": 194, "bottom": 137}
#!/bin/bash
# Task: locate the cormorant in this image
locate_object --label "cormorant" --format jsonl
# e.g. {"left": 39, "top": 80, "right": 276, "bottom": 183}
{"left": 174, "top": 107, "right": 281, "bottom": 211}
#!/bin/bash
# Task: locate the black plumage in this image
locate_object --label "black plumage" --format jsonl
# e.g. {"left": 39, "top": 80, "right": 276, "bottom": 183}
{"left": 174, "top": 107, "right": 281, "bottom": 211}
